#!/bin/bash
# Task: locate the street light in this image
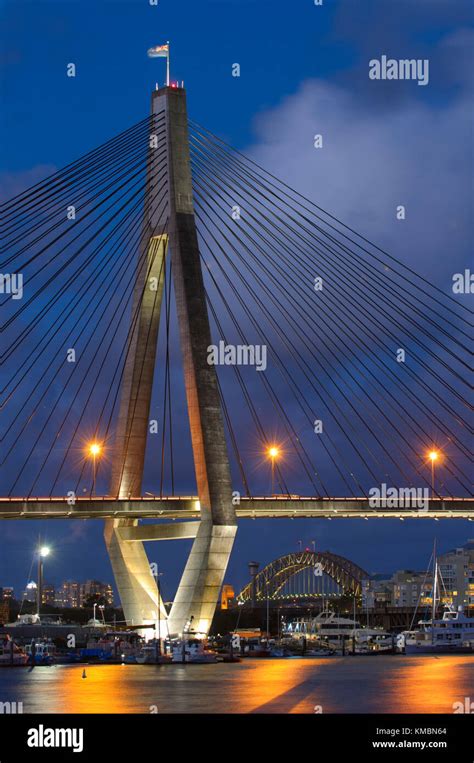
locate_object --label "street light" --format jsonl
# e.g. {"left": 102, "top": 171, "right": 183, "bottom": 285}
{"left": 267, "top": 445, "right": 280, "bottom": 495}
{"left": 87, "top": 442, "right": 102, "bottom": 495}
{"left": 37, "top": 545, "right": 50, "bottom": 617}
{"left": 428, "top": 450, "right": 441, "bottom": 498}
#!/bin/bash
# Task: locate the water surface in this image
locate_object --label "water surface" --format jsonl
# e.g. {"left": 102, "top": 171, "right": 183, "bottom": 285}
{"left": 0, "top": 655, "right": 473, "bottom": 714}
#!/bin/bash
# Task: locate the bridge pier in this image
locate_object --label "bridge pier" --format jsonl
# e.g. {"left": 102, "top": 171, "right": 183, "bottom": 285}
{"left": 105, "top": 86, "right": 236, "bottom": 637}
{"left": 104, "top": 519, "right": 167, "bottom": 631}
{"left": 167, "top": 521, "right": 237, "bottom": 637}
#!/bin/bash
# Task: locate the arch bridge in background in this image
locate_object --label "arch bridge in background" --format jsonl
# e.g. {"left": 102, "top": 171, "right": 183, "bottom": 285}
{"left": 237, "top": 550, "right": 369, "bottom": 602}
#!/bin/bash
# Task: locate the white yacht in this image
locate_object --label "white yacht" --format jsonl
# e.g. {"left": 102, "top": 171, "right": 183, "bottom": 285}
{"left": 135, "top": 640, "right": 171, "bottom": 664}
{"left": 7, "top": 613, "right": 42, "bottom": 626}
{"left": 399, "top": 555, "right": 474, "bottom": 654}
{"left": 284, "top": 610, "right": 393, "bottom": 653}
{"left": 399, "top": 606, "right": 474, "bottom": 654}
{"left": 171, "top": 638, "right": 218, "bottom": 663}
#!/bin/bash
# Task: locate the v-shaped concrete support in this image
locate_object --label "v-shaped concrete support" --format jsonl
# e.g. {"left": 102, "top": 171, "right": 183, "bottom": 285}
{"left": 104, "top": 232, "right": 169, "bottom": 630}
{"left": 105, "top": 86, "right": 237, "bottom": 637}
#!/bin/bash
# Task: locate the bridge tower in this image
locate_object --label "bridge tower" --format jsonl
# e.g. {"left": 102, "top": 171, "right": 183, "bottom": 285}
{"left": 105, "top": 86, "right": 237, "bottom": 637}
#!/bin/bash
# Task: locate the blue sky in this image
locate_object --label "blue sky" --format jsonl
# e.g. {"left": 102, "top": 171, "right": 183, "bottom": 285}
{"left": 1, "top": 0, "right": 472, "bottom": 599}
{"left": 1, "top": 0, "right": 348, "bottom": 171}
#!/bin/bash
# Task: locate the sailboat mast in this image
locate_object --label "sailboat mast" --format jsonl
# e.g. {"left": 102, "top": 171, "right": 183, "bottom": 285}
{"left": 431, "top": 540, "right": 438, "bottom": 645}
{"left": 432, "top": 560, "right": 438, "bottom": 619}
{"left": 432, "top": 539, "right": 438, "bottom": 622}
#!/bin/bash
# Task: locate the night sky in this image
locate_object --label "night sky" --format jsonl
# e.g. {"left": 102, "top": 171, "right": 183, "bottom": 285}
{"left": 1, "top": 0, "right": 472, "bottom": 601}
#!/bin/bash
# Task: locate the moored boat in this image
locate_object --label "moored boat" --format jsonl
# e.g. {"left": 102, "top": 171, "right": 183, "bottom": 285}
{"left": 171, "top": 638, "right": 218, "bottom": 663}
{"left": 399, "top": 551, "right": 474, "bottom": 655}
{"left": 135, "top": 643, "right": 171, "bottom": 664}
{"left": 0, "top": 634, "right": 28, "bottom": 666}
{"left": 25, "top": 638, "right": 56, "bottom": 665}
{"left": 80, "top": 630, "right": 142, "bottom": 662}
{"left": 283, "top": 609, "right": 392, "bottom": 654}
{"left": 399, "top": 606, "right": 474, "bottom": 654}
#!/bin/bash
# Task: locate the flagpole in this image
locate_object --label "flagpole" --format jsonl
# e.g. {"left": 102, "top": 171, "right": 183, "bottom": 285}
{"left": 166, "top": 40, "right": 170, "bottom": 86}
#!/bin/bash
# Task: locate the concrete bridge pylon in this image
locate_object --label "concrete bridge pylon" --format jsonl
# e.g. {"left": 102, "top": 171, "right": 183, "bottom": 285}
{"left": 105, "top": 86, "right": 237, "bottom": 638}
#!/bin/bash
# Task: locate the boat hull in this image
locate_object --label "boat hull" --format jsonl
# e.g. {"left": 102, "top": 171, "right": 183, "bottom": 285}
{"left": 404, "top": 643, "right": 474, "bottom": 655}
{"left": 0, "top": 655, "right": 29, "bottom": 666}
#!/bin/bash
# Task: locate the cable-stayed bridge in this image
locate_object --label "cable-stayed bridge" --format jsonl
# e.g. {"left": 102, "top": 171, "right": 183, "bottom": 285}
{"left": 0, "top": 497, "right": 471, "bottom": 520}
{"left": 1, "top": 85, "right": 472, "bottom": 635}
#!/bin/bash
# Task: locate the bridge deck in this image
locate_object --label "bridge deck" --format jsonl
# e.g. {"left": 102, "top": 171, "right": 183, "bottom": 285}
{"left": 0, "top": 496, "right": 472, "bottom": 519}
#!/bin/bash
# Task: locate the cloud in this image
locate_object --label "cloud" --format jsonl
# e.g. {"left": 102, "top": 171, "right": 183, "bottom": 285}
{"left": 0, "top": 164, "right": 57, "bottom": 203}
{"left": 245, "top": 31, "right": 473, "bottom": 287}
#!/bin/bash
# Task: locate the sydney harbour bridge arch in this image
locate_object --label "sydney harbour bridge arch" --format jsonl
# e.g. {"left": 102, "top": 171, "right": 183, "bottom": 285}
{"left": 237, "top": 551, "right": 369, "bottom": 603}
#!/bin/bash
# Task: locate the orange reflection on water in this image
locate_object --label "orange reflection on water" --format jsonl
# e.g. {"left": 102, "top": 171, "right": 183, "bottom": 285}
{"left": 49, "top": 661, "right": 309, "bottom": 714}
{"left": 379, "top": 656, "right": 473, "bottom": 714}
{"left": 234, "top": 657, "right": 328, "bottom": 713}
{"left": 47, "top": 665, "right": 138, "bottom": 714}
{"left": 11, "top": 655, "right": 474, "bottom": 714}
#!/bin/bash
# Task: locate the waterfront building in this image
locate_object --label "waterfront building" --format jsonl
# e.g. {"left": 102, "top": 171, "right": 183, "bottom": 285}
{"left": 362, "top": 570, "right": 433, "bottom": 610}
{"left": 80, "top": 580, "right": 114, "bottom": 606}
{"left": 361, "top": 545, "right": 474, "bottom": 614}
{"left": 220, "top": 584, "right": 235, "bottom": 610}
{"left": 390, "top": 570, "right": 433, "bottom": 608}
{"left": 361, "top": 577, "right": 391, "bottom": 609}
{"left": 22, "top": 580, "right": 37, "bottom": 603}
{"left": 41, "top": 583, "right": 56, "bottom": 606}
{"left": 55, "top": 580, "right": 81, "bottom": 608}
{"left": 438, "top": 540, "right": 474, "bottom": 612}
{"left": 53, "top": 580, "right": 114, "bottom": 608}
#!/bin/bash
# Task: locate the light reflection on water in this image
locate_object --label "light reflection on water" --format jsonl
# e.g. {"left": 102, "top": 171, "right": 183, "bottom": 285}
{"left": 0, "top": 656, "right": 472, "bottom": 714}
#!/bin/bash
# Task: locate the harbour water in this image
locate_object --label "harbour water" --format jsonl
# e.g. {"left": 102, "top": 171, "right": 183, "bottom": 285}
{"left": 0, "top": 655, "right": 473, "bottom": 714}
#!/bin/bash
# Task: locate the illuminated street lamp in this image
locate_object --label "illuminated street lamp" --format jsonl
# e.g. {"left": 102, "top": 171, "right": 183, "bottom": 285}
{"left": 267, "top": 446, "right": 280, "bottom": 495}
{"left": 87, "top": 442, "right": 102, "bottom": 496}
{"left": 428, "top": 450, "right": 441, "bottom": 498}
{"left": 37, "top": 545, "right": 50, "bottom": 617}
